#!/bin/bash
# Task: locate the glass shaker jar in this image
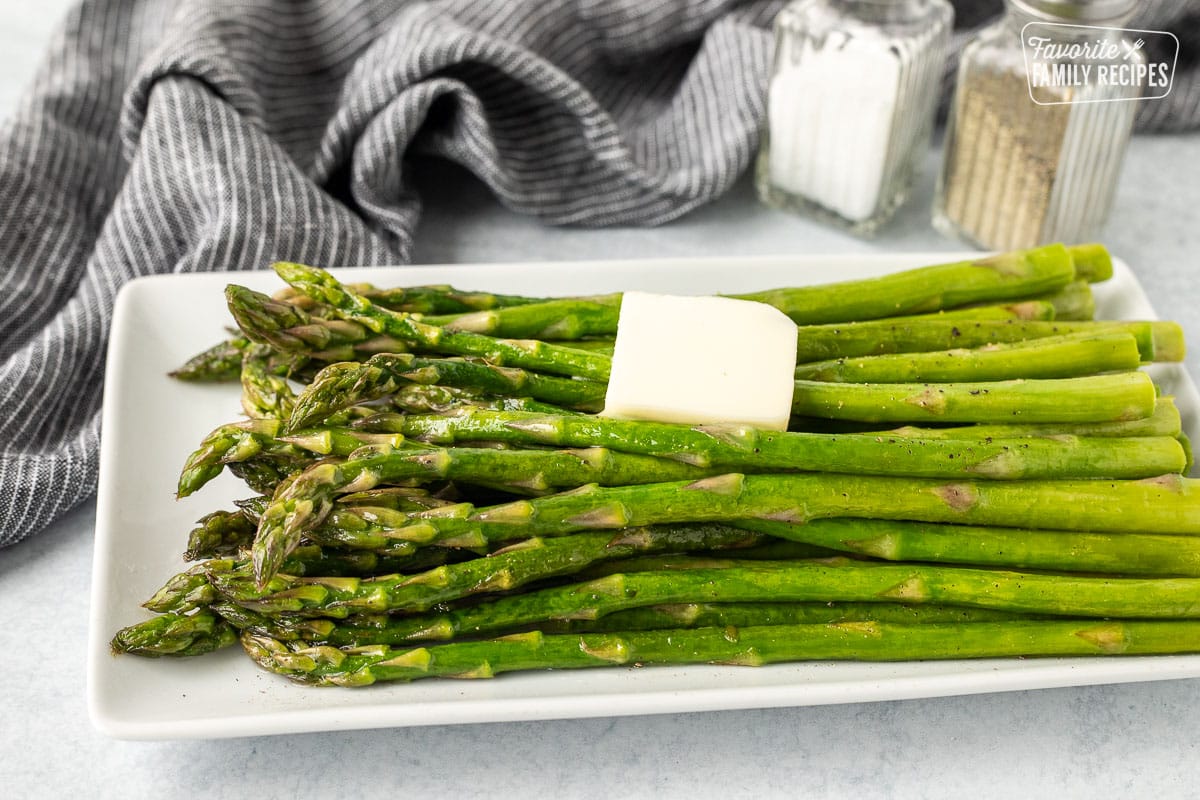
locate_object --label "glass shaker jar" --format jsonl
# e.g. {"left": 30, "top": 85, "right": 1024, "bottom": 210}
{"left": 933, "top": 0, "right": 1142, "bottom": 250}
{"left": 756, "top": 0, "right": 954, "bottom": 235}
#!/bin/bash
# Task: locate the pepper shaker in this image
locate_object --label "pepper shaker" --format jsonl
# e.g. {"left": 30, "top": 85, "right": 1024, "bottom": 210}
{"left": 933, "top": 0, "right": 1143, "bottom": 250}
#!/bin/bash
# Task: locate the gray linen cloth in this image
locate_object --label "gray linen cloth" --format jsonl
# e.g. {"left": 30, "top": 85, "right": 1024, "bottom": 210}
{"left": 0, "top": 0, "right": 1196, "bottom": 548}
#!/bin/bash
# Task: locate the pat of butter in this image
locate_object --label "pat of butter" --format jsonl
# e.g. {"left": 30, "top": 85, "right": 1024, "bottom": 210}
{"left": 601, "top": 291, "right": 799, "bottom": 431}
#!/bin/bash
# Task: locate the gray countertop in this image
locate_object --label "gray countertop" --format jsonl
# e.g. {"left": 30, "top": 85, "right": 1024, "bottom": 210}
{"left": 3, "top": 4, "right": 1199, "bottom": 798}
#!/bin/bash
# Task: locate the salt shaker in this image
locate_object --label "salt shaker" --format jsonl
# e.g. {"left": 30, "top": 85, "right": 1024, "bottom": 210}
{"left": 933, "top": 0, "right": 1142, "bottom": 250}
{"left": 756, "top": 0, "right": 953, "bottom": 235}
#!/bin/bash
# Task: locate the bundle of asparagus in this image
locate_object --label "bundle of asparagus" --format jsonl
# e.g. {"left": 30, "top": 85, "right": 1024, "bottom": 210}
{"left": 113, "top": 243, "right": 1200, "bottom": 687}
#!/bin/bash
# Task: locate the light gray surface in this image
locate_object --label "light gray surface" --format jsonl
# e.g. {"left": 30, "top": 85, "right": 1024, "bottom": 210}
{"left": 3, "top": 3, "right": 1200, "bottom": 797}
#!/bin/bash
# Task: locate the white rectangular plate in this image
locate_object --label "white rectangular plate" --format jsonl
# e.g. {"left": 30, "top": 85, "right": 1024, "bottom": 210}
{"left": 88, "top": 253, "right": 1200, "bottom": 740}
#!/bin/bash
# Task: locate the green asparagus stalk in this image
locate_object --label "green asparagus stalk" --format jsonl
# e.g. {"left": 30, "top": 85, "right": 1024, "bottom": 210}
{"left": 338, "top": 559, "right": 1200, "bottom": 622}
{"left": 277, "top": 544, "right": 461, "bottom": 577}
{"left": 880, "top": 396, "right": 1182, "bottom": 439}
{"left": 408, "top": 298, "right": 1058, "bottom": 362}
{"left": 1064, "top": 242, "right": 1114, "bottom": 282}
{"left": 226, "top": 491, "right": 454, "bottom": 558}
{"left": 111, "top": 610, "right": 238, "bottom": 657}
{"left": 143, "top": 563, "right": 222, "bottom": 613}
{"left": 544, "top": 601, "right": 1033, "bottom": 634}
{"left": 386, "top": 383, "right": 579, "bottom": 415}
{"left": 731, "top": 244, "right": 1077, "bottom": 323}
{"left": 217, "top": 524, "right": 762, "bottom": 617}
{"left": 272, "top": 282, "right": 544, "bottom": 314}
{"left": 925, "top": 299, "right": 1056, "bottom": 322}
{"left": 315, "top": 473, "right": 1200, "bottom": 555}
{"left": 303, "top": 510, "right": 426, "bottom": 556}
{"left": 184, "top": 510, "right": 258, "bottom": 560}
{"left": 354, "top": 408, "right": 1184, "bottom": 479}
{"left": 149, "top": 539, "right": 457, "bottom": 615}
{"left": 734, "top": 517, "right": 1200, "bottom": 575}
{"left": 177, "top": 417, "right": 409, "bottom": 498}
{"left": 1039, "top": 280, "right": 1094, "bottom": 321}
{"left": 348, "top": 283, "right": 542, "bottom": 314}
{"left": 334, "top": 487, "right": 455, "bottom": 512}
{"left": 227, "top": 285, "right": 410, "bottom": 362}
{"left": 241, "top": 618, "right": 1200, "bottom": 685}
{"left": 227, "top": 457, "right": 311, "bottom": 496}
{"left": 420, "top": 295, "right": 1059, "bottom": 342}
{"left": 790, "top": 372, "right": 1157, "bottom": 423}
{"left": 793, "top": 331, "right": 1140, "bottom": 383}
{"left": 170, "top": 336, "right": 250, "bottom": 382}
{"left": 297, "top": 490, "right": 478, "bottom": 557}
{"left": 415, "top": 248, "right": 1087, "bottom": 341}
{"left": 212, "top": 600, "right": 1030, "bottom": 648}
{"left": 422, "top": 295, "right": 622, "bottom": 339}
{"left": 793, "top": 319, "right": 1183, "bottom": 363}
{"left": 158, "top": 538, "right": 473, "bottom": 612}
{"left": 287, "top": 353, "right": 606, "bottom": 431}
{"left": 272, "top": 262, "right": 612, "bottom": 380}
{"left": 239, "top": 345, "right": 297, "bottom": 420}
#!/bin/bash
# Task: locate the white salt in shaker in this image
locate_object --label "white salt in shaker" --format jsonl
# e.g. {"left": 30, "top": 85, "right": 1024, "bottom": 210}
{"left": 756, "top": 0, "right": 953, "bottom": 235}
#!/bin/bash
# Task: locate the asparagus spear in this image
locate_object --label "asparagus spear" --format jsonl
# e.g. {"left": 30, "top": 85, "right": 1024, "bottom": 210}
{"left": 147, "top": 535, "right": 460, "bottom": 615}
{"left": 111, "top": 610, "right": 237, "bottom": 657}
{"left": 926, "top": 299, "right": 1056, "bottom": 321}
{"left": 170, "top": 336, "right": 250, "bottom": 382}
{"left": 227, "top": 285, "right": 410, "bottom": 362}
{"left": 287, "top": 353, "right": 606, "bottom": 431}
{"left": 240, "top": 345, "right": 297, "bottom": 420}
{"left": 415, "top": 246, "right": 1088, "bottom": 341}
{"left": 307, "top": 473, "right": 1200, "bottom": 556}
{"left": 227, "top": 457, "right": 309, "bottom": 496}
{"left": 297, "top": 559, "right": 1200, "bottom": 621}
{"left": 422, "top": 295, "right": 622, "bottom": 339}
{"left": 303, "top": 509, "right": 429, "bottom": 556}
{"left": 184, "top": 510, "right": 258, "bottom": 560}
{"left": 272, "top": 262, "right": 612, "bottom": 380}
{"left": 880, "top": 396, "right": 1182, "bottom": 439}
{"left": 423, "top": 296, "right": 1059, "bottom": 341}
{"left": 735, "top": 517, "right": 1200, "bottom": 575}
{"left": 143, "top": 563, "right": 221, "bottom": 613}
{"left": 793, "top": 331, "right": 1140, "bottom": 383}
{"left": 790, "top": 372, "right": 1156, "bottom": 423}
{"left": 346, "top": 283, "right": 541, "bottom": 314}
{"left": 386, "top": 383, "right": 580, "bottom": 415}
{"left": 546, "top": 601, "right": 1032, "bottom": 634}
{"left": 272, "top": 282, "right": 545, "bottom": 314}
{"left": 241, "top": 618, "right": 1200, "bottom": 685}
{"left": 421, "top": 299, "right": 1059, "bottom": 357}
{"left": 1039, "top": 280, "right": 1094, "bottom": 321}
{"left": 216, "top": 525, "right": 762, "bottom": 617}
{"left": 793, "top": 319, "right": 1184, "bottom": 363}
{"left": 212, "top": 600, "right": 1030, "bottom": 648}
{"left": 177, "top": 417, "right": 408, "bottom": 497}
{"left": 731, "top": 244, "right": 1077, "bottom": 324}
{"left": 1064, "top": 242, "right": 1114, "bottom": 282}
{"left": 354, "top": 408, "right": 1184, "bottom": 479}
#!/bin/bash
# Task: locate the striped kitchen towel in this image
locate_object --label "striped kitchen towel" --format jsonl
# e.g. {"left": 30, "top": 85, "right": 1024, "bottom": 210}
{"left": 1, "top": 0, "right": 1198, "bottom": 547}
